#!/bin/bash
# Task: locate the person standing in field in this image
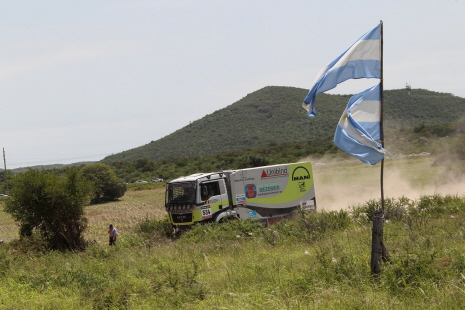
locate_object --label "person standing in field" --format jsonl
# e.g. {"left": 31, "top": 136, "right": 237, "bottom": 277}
{"left": 108, "top": 224, "right": 118, "bottom": 246}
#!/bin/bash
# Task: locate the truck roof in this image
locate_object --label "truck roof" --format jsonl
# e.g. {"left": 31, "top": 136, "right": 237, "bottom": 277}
{"left": 169, "top": 171, "right": 229, "bottom": 183}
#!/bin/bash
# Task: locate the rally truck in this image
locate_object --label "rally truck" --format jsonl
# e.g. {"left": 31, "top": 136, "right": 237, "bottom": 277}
{"left": 165, "top": 162, "right": 316, "bottom": 228}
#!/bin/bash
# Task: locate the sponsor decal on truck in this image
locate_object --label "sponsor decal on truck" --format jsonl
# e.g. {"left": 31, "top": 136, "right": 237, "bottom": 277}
{"left": 245, "top": 184, "right": 256, "bottom": 198}
{"left": 260, "top": 166, "right": 289, "bottom": 179}
{"left": 236, "top": 194, "right": 246, "bottom": 205}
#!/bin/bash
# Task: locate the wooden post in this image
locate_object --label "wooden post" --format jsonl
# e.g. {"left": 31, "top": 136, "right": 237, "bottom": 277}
{"left": 370, "top": 208, "right": 384, "bottom": 274}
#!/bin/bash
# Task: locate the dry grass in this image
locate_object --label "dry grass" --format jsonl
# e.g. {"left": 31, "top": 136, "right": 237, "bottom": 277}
{"left": 84, "top": 188, "right": 167, "bottom": 243}
{"left": 0, "top": 188, "right": 167, "bottom": 243}
{"left": 0, "top": 198, "right": 18, "bottom": 242}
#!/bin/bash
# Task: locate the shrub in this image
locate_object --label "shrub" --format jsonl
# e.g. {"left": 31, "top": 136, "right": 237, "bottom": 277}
{"left": 273, "top": 210, "right": 352, "bottom": 242}
{"left": 349, "top": 196, "right": 411, "bottom": 222}
{"left": 137, "top": 217, "right": 173, "bottom": 239}
{"left": 4, "top": 167, "right": 90, "bottom": 251}
{"left": 179, "top": 219, "right": 265, "bottom": 244}
{"left": 80, "top": 163, "right": 127, "bottom": 203}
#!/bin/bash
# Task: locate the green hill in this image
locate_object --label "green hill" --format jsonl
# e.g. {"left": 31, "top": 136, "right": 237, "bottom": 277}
{"left": 101, "top": 86, "right": 465, "bottom": 163}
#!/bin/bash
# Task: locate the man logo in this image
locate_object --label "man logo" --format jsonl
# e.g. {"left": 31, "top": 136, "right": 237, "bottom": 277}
{"left": 292, "top": 166, "right": 311, "bottom": 181}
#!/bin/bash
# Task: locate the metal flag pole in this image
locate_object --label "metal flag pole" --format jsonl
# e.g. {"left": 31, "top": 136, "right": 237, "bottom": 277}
{"left": 380, "top": 20, "right": 385, "bottom": 211}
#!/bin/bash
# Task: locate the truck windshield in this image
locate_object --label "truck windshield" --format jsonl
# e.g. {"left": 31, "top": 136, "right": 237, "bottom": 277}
{"left": 167, "top": 182, "right": 196, "bottom": 204}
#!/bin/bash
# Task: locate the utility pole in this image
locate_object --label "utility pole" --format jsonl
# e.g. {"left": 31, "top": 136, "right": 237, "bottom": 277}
{"left": 3, "top": 148, "right": 8, "bottom": 193}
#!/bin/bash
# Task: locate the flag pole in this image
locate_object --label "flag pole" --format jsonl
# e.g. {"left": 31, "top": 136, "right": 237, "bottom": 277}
{"left": 379, "top": 20, "right": 385, "bottom": 211}
{"left": 370, "top": 20, "right": 391, "bottom": 276}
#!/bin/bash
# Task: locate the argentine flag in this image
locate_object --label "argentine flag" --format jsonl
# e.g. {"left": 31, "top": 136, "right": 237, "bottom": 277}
{"left": 334, "top": 83, "right": 387, "bottom": 165}
{"left": 303, "top": 23, "right": 381, "bottom": 117}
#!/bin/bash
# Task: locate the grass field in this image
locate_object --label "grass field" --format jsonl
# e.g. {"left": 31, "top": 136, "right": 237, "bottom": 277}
{"left": 1, "top": 155, "right": 461, "bottom": 243}
{"left": 1, "top": 156, "right": 465, "bottom": 309}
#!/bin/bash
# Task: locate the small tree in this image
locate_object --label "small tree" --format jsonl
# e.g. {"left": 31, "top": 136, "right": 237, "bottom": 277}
{"left": 134, "top": 158, "right": 156, "bottom": 172}
{"left": 80, "top": 163, "right": 127, "bottom": 203}
{"left": 4, "top": 167, "right": 90, "bottom": 251}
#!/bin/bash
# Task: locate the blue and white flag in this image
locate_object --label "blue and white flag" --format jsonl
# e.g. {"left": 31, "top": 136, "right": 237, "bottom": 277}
{"left": 334, "top": 83, "right": 388, "bottom": 165}
{"left": 303, "top": 23, "right": 381, "bottom": 116}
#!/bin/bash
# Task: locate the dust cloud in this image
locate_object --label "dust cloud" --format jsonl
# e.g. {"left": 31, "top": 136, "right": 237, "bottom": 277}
{"left": 300, "top": 155, "right": 465, "bottom": 211}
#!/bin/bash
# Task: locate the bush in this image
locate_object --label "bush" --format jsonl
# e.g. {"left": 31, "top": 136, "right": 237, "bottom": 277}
{"left": 179, "top": 219, "right": 265, "bottom": 244}
{"left": 349, "top": 196, "right": 411, "bottom": 222}
{"left": 136, "top": 217, "right": 173, "bottom": 239}
{"left": 4, "top": 167, "right": 90, "bottom": 251}
{"left": 80, "top": 163, "right": 127, "bottom": 203}
{"left": 271, "top": 210, "right": 352, "bottom": 242}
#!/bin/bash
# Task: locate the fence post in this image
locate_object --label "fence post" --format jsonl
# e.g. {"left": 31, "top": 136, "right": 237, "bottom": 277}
{"left": 371, "top": 208, "right": 387, "bottom": 274}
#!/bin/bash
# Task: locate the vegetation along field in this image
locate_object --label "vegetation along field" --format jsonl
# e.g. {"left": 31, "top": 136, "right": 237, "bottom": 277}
{"left": 1, "top": 153, "right": 465, "bottom": 309}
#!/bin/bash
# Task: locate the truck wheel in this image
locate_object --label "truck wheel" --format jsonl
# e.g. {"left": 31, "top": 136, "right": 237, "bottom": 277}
{"left": 219, "top": 215, "right": 239, "bottom": 223}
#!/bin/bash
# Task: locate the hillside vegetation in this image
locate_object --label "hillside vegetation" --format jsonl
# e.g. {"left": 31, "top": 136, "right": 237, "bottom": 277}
{"left": 102, "top": 86, "right": 465, "bottom": 163}
{"left": 99, "top": 121, "right": 465, "bottom": 184}
{"left": 2, "top": 120, "right": 465, "bottom": 192}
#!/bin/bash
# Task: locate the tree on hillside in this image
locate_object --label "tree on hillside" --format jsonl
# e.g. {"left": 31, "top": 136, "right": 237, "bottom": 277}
{"left": 80, "top": 163, "right": 127, "bottom": 203}
{"left": 4, "top": 167, "right": 90, "bottom": 251}
{"left": 134, "top": 158, "right": 156, "bottom": 172}
{"left": 236, "top": 154, "right": 269, "bottom": 169}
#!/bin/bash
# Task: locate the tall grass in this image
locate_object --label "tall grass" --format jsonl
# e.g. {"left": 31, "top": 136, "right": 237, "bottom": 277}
{"left": 2, "top": 153, "right": 465, "bottom": 309}
{"left": 1, "top": 193, "right": 465, "bottom": 308}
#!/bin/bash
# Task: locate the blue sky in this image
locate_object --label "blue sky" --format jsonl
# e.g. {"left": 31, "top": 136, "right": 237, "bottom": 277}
{"left": 1, "top": 0, "right": 464, "bottom": 169}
